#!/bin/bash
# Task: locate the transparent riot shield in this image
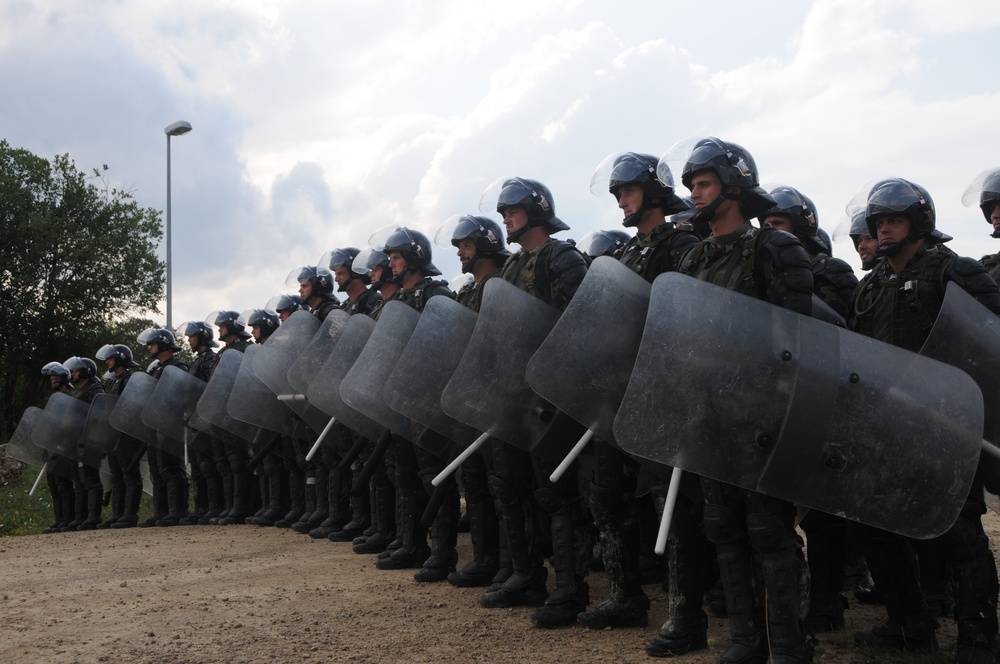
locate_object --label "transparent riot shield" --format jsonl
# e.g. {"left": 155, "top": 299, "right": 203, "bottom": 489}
{"left": 5, "top": 407, "right": 46, "bottom": 467}
{"left": 287, "top": 309, "right": 351, "bottom": 396}
{"left": 109, "top": 372, "right": 160, "bottom": 446}
{"left": 919, "top": 282, "right": 1000, "bottom": 493}
{"left": 139, "top": 366, "right": 206, "bottom": 444}
{"left": 441, "top": 278, "right": 581, "bottom": 455}
{"left": 32, "top": 392, "right": 90, "bottom": 460}
{"left": 195, "top": 350, "right": 259, "bottom": 450}
{"left": 385, "top": 296, "right": 481, "bottom": 451}
{"left": 228, "top": 345, "right": 294, "bottom": 435}
{"left": 79, "top": 393, "right": 120, "bottom": 469}
{"left": 526, "top": 257, "right": 650, "bottom": 444}
{"left": 305, "top": 314, "right": 384, "bottom": 443}
{"left": 613, "top": 272, "right": 983, "bottom": 540}
{"left": 341, "top": 301, "right": 421, "bottom": 442}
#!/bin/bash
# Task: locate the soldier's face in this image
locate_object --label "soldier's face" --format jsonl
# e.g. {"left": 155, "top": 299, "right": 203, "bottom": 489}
{"left": 991, "top": 202, "right": 1000, "bottom": 231}
{"left": 389, "top": 251, "right": 407, "bottom": 277}
{"left": 370, "top": 265, "right": 385, "bottom": 284}
{"left": 617, "top": 184, "right": 644, "bottom": 218}
{"left": 456, "top": 239, "right": 477, "bottom": 267}
{"left": 875, "top": 214, "right": 910, "bottom": 245}
{"left": 502, "top": 205, "right": 528, "bottom": 236}
{"left": 104, "top": 357, "right": 116, "bottom": 370}
{"left": 334, "top": 266, "right": 351, "bottom": 287}
{"left": 278, "top": 309, "right": 291, "bottom": 322}
{"left": 251, "top": 325, "right": 262, "bottom": 341}
{"left": 48, "top": 375, "right": 61, "bottom": 389}
{"left": 856, "top": 233, "right": 878, "bottom": 265}
{"left": 762, "top": 215, "right": 794, "bottom": 234}
{"left": 187, "top": 334, "right": 199, "bottom": 349}
{"left": 687, "top": 170, "right": 722, "bottom": 208}
{"left": 298, "top": 280, "right": 312, "bottom": 301}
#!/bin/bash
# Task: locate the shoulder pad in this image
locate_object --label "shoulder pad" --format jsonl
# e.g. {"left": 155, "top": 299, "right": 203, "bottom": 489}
{"left": 549, "top": 241, "right": 590, "bottom": 271}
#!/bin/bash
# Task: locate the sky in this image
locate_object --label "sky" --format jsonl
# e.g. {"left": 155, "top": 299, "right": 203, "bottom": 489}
{"left": 1, "top": 0, "right": 998, "bottom": 329}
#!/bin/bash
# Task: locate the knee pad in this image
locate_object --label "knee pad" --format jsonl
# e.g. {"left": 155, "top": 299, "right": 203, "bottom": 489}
{"left": 702, "top": 503, "right": 744, "bottom": 545}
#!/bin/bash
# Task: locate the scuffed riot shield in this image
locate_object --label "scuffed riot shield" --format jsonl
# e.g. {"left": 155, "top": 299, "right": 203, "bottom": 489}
{"left": 441, "top": 278, "right": 584, "bottom": 457}
{"left": 919, "top": 282, "right": 1000, "bottom": 494}
{"left": 306, "top": 314, "right": 384, "bottom": 442}
{"left": 287, "top": 309, "right": 352, "bottom": 396}
{"left": 5, "top": 407, "right": 46, "bottom": 467}
{"left": 385, "top": 296, "right": 481, "bottom": 451}
{"left": 80, "top": 394, "right": 120, "bottom": 470}
{"left": 341, "top": 301, "right": 421, "bottom": 442}
{"left": 32, "top": 392, "right": 90, "bottom": 460}
{"left": 526, "top": 257, "right": 650, "bottom": 444}
{"left": 196, "top": 351, "right": 259, "bottom": 450}
{"left": 614, "top": 272, "right": 983, "bottom": 539}
{"left": 251, "top": 311, "right": 329, "bottom": 434}
{"left": 109, "top": 372, "right": 159, "bottom": 446}
{"left": 228, "top": 345, "right": 293, "bottom": 435}
{"left": 141, "top": 366, "right": 207, "bottom": 443}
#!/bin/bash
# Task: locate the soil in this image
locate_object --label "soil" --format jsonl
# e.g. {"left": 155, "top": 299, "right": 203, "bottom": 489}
{"left": 1, "top": 513, "right": 995, "bottom": 664}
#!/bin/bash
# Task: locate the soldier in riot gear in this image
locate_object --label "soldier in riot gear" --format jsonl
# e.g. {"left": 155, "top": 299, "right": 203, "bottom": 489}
{"left": 962, "top": 168, "right": 1000, "bottom": 282}
{"left": 476, "top": 176, "right": 592, "bottom": 628}
{"left": 94, "top": 344, "right": 144, "bottom": 529}
{"left": 760, "top": 185, "right": 858, "bottom": 318}
{"left": 434, "top": 214, "right": 511, "bottom": 587}
{"left": 205, "top": 311, "right": 255, "bottom": 525}
{"left": 322, "top": 247, "right": 380, "bottom": 317}
{"left": 137, "top": 328, "right": 191, "bottom": 527}
{"left": 63, "top": 356, "right": 106, "bottom": 530}
{"left": 673, "top": 137, "right": 814, "bottom": 663}
{"left": 583, "top": 152, "right": 709, "bottom": 648}
{"left": 174, "top": 321, "right": 223, "bottom": 525}
{"left": 367, "top": 226, "right": 458, "bottom": 577}
{"left": 40, "top": 362, "right": 76, "bottom": 533}
{"left": 848, "top": 177, "right": 1000, "bottom": 663}
{"left": 846, "top": 209, "right": 879, "bottom": 272}
{"left": 576, "top": 229, "right": 631, "bottom": 259}
{"left": 267, "top": 294, "right": 302, "bottom": 322}
{"left": 288, "top": 266, "right": 340, "bottom": 321}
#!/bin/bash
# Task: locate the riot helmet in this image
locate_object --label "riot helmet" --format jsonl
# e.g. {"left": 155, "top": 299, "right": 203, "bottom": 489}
{"left": 352, "top": 247, "right": 391, "bottom": 290}
{"left": 590, "top": 152, "right": 689, "bottom": 228}
{"left": 663, "top": 136, "right": 775, "bottom": 225}
{"left": 42, "top": 361, "right": 71, "bottom": 389}
{"left": 434, "top": 214, "right": 511, "bottom": 274}
{"left": 285, "top": 265, "right": 335, "bottom": 302}
{"left": 64, "top": 356, "right": 98, "bottom": 381}
{"left": 961, "top": 167, "right": 1000, "bottom": 238}
{"left": 369, "top": 225, "right": 441, "bottom": 279}
{"left": 320, "top": 247, "right": 369, "bottom": 289}
{"left": 479, "top": 176, "right": 569, "bottom": 243}
{"left": 266, "top": 293, "right": 302, "bottom": 320}
{"left": 95, "top": 343, "right": 140, "bottom": 369}
{"left": 176, "top": 320, "right": 219, "bottom": 349}
{"left": 208, "top": 310, "right": 251, "bottom": 341}
{"left": 137, "top": 327, "right": 182, "bottom": 356}
{"left": 577, "top": 229, "right": 631, "bottom": 258}
{"left": 760, "top": 185, "right": 818, "bottom": 237}
{"left": 857, "top": 177, "right": 950, "bottom": 256}
{"left": 241, "top": 308, "right": 280, "bottom": 341}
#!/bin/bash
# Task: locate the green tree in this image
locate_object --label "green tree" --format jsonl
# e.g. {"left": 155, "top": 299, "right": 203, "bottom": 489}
{"left": 0, "top": 140, "right": 165, "bottom": 438}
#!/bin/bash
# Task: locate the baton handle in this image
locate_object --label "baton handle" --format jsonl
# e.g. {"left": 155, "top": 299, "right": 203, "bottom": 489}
{"left": 277, "top": 394, "right": 307, "bottom": 402}
{"left": 29, "top": 462, "right": 48, "bottom": 496}
{"left": 549, "top": 429, "right": 594, "bottom": 483}
{"left": 335, "top": 436, "right": 369, "bottom": 475}
{"left": 432, "top": 431, "right": 489, "bottom": 487}
{"left": 351, "top": 429, "right": 392, "bottom": 497}
{"left": 654, "top": 467, "right": 683, "bottom": 556}
{"left": 306, "top": 417, "right": 337, "bottom": 461}
{"left": 124, "top": 443, "right": 148, "bottom": 475}
{"left": 982, "top": 439, "right": 1000, "bottom": 460}
{"left": 247, "top": 433, "right": 284, "bottom": 472}
{"left": 421, "top": 477, "right": 452, "bottom": 528}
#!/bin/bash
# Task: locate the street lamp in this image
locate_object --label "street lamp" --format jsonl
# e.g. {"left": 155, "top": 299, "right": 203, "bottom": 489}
{"left": 164, "top": 120, "right": 192, "bottom": 332}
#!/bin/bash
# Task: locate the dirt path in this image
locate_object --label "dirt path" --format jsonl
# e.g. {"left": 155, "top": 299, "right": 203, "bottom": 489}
{"left": 1, "top": 514, "right": 990, "bottom": 663}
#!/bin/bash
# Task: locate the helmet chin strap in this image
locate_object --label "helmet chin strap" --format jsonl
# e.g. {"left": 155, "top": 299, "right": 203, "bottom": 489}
{"left": 461, "top": 254, "right": 478, "bottom": 275}
{"left": 991, "top": 228, "right": 1000, "bottom": 239}
{"left": 875, "top": 235, "right": 912, "bottom": 257}
{"left": 620, "top": 196, "right": 660, "bottom": 229}
{"left": 392, "top": 265, "right": 419, "bottom": 285}
{"left": 689, "top": 195, "right": 725, "bottom": 226}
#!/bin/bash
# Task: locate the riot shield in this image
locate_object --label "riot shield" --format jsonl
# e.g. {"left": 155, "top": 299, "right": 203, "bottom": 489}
{"left": 109, "top": 371, "right": 160, "bottom": 446}
{"left": 385, "top": 296, "right": 481, "bottom": 451}
{"left": 79, "top": 393, "right": 120, "bottom": 469}
{"left": 287, "top": 309, "right": 351, "bottom": 396}
{"left": 526, "top": 257, "right": 649, "bottom": 444}
{"left": 5, "top": 407, "right": 46, "bottom": 467}
{"left": 228, "top": 345, "right": 294, "bottom": 435}
{"left": 919, "top": 282, "right": 1000, "bottom": 492}
{"left": 195, "top": 351, "right": 259, "bottom": 450}
{"left": 613, "top": 272, "right": 983, "bottom": 540}
{"left": 341, "top": 301, "right": 421, "bottom": 442}
{"left": 441, "top": 278, "right": 581, "bottom": 455}
{"left": 140, "top": 366, "right": 207, "bottom": 443}
{"left": 32, "top": 392, "right": 90, "bottom": 460}
{"left": 305, "top": 314, "right": 384, "bottom": 442}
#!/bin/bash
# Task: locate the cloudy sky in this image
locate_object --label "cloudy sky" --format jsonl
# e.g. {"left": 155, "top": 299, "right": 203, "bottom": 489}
{"left": 2, "top": 0, "right": 998, "bottom": 328}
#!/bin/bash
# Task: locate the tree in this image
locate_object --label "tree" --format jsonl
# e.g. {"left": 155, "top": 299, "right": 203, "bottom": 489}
{"left": 0, "top": 140, "right": 165, "bottom": 438}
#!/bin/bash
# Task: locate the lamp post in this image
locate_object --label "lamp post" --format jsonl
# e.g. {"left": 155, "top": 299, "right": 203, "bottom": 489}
{"left": 164, "top": 120, "right": 192, "bottom": 331}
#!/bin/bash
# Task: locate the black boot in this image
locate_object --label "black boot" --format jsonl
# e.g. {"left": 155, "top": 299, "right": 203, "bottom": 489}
{"left": 252, "top": 462, "right": 288, "bottom": 526}
{"left": 291, "top": 475, "right": 320, "bottom": 533}
{"left": 759, "top": 551, "right": 813, "bottom": 663}
{"left": 157, "top": 472, "right": 189, "bottom": 526}
{"left": 530, "top": 510, "right": 589, "bottom": 628}
{"left": 329, "top": 490, "right": 370, "bottom": 542}
{"left": 197, "top": 473, "right": 225, "bottom": 525}
{"left": 67, "top": 480, "right": 86, "bottom": 530}
{"left": 219, "top": 471, "right": 250, "bottom": 525}
{"left": 448, "top": 492, "right": 500, "bottom": 587}
{"left": 112, "top": 478, "right": 142, "bottom": 529}
{"left": 76, "top": 485, "right": 104, "bottom": 531}
{"left": 715, "top": 541, "right": 768, "bottom": 664}
{"left": 414, "top": 484, "right": 459, "bottom": 582}
{"left": 98, "top": 484, "right": 123, "bottom": 529}
{"left": 275, "top": 471, "right": 304, "bottom": 528}
{"left": 377, "top": 491, "right": 430, "bottom": 570}
{"left": 480, "top": 499, "right": 547, "bottom": 608}
{"left": 354, "top": 483, "right": 395, "bottom": 554}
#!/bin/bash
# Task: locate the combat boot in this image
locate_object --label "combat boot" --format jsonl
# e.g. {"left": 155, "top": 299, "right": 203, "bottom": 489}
{"left": 480, "top": 504, "right": 547, "bottom": 608}
{"left": 156, "top": 473, "right": 189, "bottom": 526}
{"left": 714, "top": 541, "right": 768, "bottom": 664}
{"left": 955, "top": 634, "right": 997, "bottom": 664}
{"left": 854, "top": 614, "right": 939, "bottom": 653}
{"left": 290, "top": 476, "right": 320, "bottom": 533}
{"left": 328, "top": 492, "right": 370, "bottom": 542}
{"left": 275, "top": 471, "right": 304, "bottom": 528}
{"left": 448, "top": 495, "right": 501, "bottom": 587}
{"left": 218, "top": 471, "right": 250, "bottom": 525}
{"left": 98, "top": 484, "right": 123, "bottom": 529}
{"left": 252, "top": 466, "right": 288, "bottom": 527}
{"left": 377, "top": 492, "right": 430, "bottom": 570}
{"left": 414, "top": 486, "right": 459, "bottom": 582}
{"left": 354, "top": 483, "right": 395, "bottom": 554}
